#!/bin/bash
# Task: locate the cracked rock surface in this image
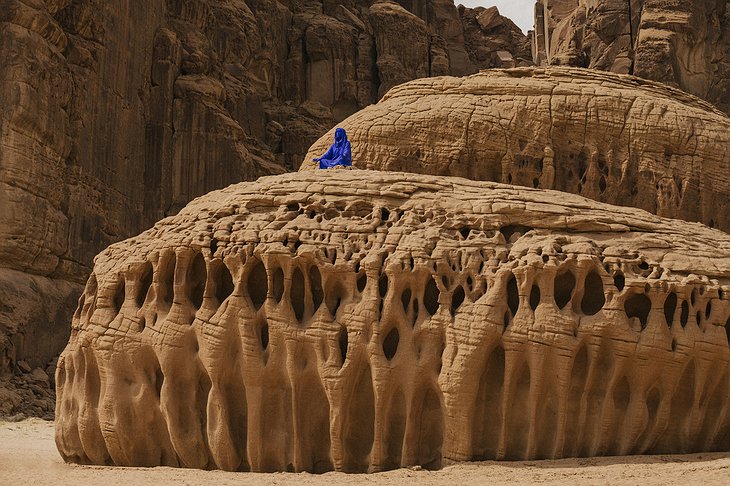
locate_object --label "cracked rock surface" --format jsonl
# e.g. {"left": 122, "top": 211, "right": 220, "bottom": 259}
{"left": 56, "top": 170, "right": 730, "bottom": 472}
{"left": 303, "top": 67, "right": 730, "bottom": 232}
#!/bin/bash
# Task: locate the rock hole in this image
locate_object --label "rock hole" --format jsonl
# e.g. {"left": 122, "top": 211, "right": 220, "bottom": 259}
{"left": 326, "top": 281, "right": 344, "bottom": 317}
{"left": 680, "top": 300, "right": 689, "bottom": 327}
{"left": 506, "top": 273, "right": 519, "bottom": 316}
{"left": 159, "top": 255, "right": 176, "bottom": 308}
{"left": 664, "top": 292, "right": 677, "bottom": 327}
{"left": 273, "top": 267, "right": 285, "bottom": 302}
{"left": 401, "top": 288, "right": 411, "bottom": 313}
{"left": 260, "top": 323, "right": 269, "bottom": 350}
{"left": 188, "top": 252, "right": 207, "bottom": 309}
{"left": 412, "top": 299, "right": 419, "bottom": 324}
{"left": 138, "top": 316, "right": 146, "bottom": 332}
{"left": 291, "top": 267, "right": 305, "bottom": 322}
{"left": 500, "top": 225, "right": 532, "bottom": 243}
{"left": 613, "top": 272, "right": 625, "bottom": 291}
{"left": 309, "top": 266, "right": 324, "bottom": 311}
{"left": 696, "top": 311, "right": 702, "bottom": 326}
{"left": 210, "top": 238, "right": 218, "bottom": 255}
{"left": 691, "top": 288, "right": 697, "bottom": 306}
{"left": 137, "top": 262, "right": 153, "bottom": 308}
{"left": 529, "top": 284, "right": 540, "bottom": 311}
{"left": 338, "top": 327, "right": 348, "bottom": 366}
{"left": 625, "top": 293, "right": 651, "bottom": 330}
{"left": 383, "top": 327, "right": 399, "bottom": 361}
{"left": 581, "top": 270, "right": 605, "bottom": 316}
{"left": 379, "top": 275, "right": 389, "bottom": 299}
{"left": 154, "top": 366, "right": 164, "bottom": 400}
{"left": 532, "top": 178, "right": 539, "bottom": 188}
{"left": 503, "top": 311, "right": 510, "bottom": 331}
{"left": 705, "top": 302, "right": 712, "bottom": 320}
{"left": 459, "top": 227, "right": 470, "bottom": 239}
{"left": 466, "top": 276, "right": 473, "bottom": 291}
{"left": 381, "top": 207, "right": 390, "bottom": 221}
{"left": 248, "top": 259, "right": 267, "bottom": 310}
{"left": 357, "top": 272, "right": 367, "bottom": 293}
{"left": 216, "top": 262, "right": 234, "bottom": 303}
{"left": 599, "top": 176, "right": 607, "bottom": 193}
{"left": 424, "top": 277, "right": 439, "bottom": 315}
{"left": 554, "top": 270, "right": 575, "bottom": 309}
{"left": 113, "top": 278, "right": 125, "bottom": 313}
{"left": 671, "top": 339, "right": 677, "bottom": 352}
{"left": 451, "top": 286, "right": 465, "bottom": 317}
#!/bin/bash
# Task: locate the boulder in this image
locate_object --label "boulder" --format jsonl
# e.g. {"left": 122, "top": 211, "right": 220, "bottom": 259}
{"left": 56, "top": 170, "right": 730, "bottom": 471}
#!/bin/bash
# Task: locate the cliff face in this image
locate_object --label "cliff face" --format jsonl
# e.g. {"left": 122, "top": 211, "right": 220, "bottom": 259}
{"left": 0, "top": 0, "right": 530, "bottom": 394}
{"left": 533, "top": 0, "right": 730, "bottom": 114}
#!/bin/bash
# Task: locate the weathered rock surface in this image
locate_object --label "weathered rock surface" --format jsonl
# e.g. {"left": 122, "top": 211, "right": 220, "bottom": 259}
{"left": 304, "top": 67, "right": 730, "bottom": 232}
{"left": 56, "top": 170, "right": 730, "bottom": 472}
{"left": 532, "top": 0, "right": 730, "bottom": 114}
{"left": 0, "top": 0, "right": 531, "bottom": 393}
{"left": 459, "top": 5, "right": 533, "bottom": 68}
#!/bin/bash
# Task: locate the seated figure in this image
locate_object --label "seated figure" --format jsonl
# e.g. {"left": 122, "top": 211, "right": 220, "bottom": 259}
{"left": 314, "top": 128, "right": 352, "bottom": 169}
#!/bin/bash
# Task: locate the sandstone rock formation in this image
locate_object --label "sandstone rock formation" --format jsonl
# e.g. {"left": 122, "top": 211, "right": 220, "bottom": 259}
{"left": 459, "top": 5, "right": 533, "bottom": 68}
{"left": 304, "top": 67, "right": 730, "bottom": 233}
{"left": 532, "top": 0, "right": 730, "bottom": 114}
{"left": 56, "top": 170, "right": 730, "bottom": 472}
{"left": 0, "top": 0, "right": 530, "bottom": 394}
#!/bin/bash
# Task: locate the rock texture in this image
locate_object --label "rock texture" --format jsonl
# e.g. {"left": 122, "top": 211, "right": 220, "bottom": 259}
{"left": 532, "top": 0, "right": 730, "bottom": 114}
{"left": 56, "top": 170, "right": 730, "bottom": 472}
{"left": 0, "top": 0, "right": 530, "bottom": 392}
{"left": 459, "top": 5, "right": 533, "bottom": 68}
{"left": 303, "top": 67, "right": 730, "bottom": 233}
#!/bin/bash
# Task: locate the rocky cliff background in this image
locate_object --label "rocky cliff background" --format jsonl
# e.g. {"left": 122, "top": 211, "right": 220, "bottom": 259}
{"left": 0, "top": 0, "right": 529, "bottom": 415}
{"left": 533, "top": 0, "right": 730, "bottom": 114}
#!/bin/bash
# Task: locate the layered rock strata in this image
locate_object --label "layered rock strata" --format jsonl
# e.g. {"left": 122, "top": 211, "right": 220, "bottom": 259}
{"left": 304, "top": 67, "right": 730, "bottom": 232}
{"left": 56, "top": 170, "right": 730, "bottom": 472}
{"left": 532, "top": 0, "right": 730, "bottom": 114}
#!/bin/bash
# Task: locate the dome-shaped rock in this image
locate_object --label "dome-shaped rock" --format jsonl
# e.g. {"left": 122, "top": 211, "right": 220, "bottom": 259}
{"left": 303, "top": 67, "right": 730, "bottom": 232}
{"left": 56, "top": 170, "right": 730, "bottom": 472}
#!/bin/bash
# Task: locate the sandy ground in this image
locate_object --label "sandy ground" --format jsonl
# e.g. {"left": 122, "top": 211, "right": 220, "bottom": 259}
{"left": 2, "top": 419, "right": 730, "bottom": 486}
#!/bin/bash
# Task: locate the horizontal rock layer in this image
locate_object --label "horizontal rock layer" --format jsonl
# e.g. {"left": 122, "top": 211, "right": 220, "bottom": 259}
{"left": 56, "top": 170, "right": 730, "bottom": 472}
{"left": 303, "top": 67, "right": 730, "bottom": 232}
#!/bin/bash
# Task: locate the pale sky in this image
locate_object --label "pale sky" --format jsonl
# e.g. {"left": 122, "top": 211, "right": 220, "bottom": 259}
{"left": 457, "top": 0, "right": 535, "bottom": 34}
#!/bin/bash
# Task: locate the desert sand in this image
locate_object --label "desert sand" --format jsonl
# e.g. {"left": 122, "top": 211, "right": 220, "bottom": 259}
{"left": 3, "top": 418, "right": 730, "bottom": 486}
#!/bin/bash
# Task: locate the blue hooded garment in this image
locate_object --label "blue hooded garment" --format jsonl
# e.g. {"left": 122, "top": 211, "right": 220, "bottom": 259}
{"left": 315, "top": 128, "right": 352, "bottom": 169}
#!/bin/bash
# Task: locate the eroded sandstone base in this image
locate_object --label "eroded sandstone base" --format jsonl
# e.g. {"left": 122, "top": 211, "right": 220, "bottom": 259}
{"left": 56, "top": 170, "right": 730, "bottom": 472}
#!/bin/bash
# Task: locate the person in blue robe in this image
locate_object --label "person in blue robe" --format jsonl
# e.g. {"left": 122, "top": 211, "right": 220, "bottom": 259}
{"left": 314, "top": 128, "right": 352, "bottom": 169}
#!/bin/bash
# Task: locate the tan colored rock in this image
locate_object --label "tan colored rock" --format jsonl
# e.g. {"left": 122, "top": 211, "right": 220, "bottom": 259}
{"left": 56, "top": 170, "right": 730, "bottom": 472}
{"left": 303, "top": 67, "right": 730, "bottom": 232}
{"left": 0, "top": 0, "right": 530, "bottom": 391}
{"left": 532, "top": 0, "right": 730, "bottom": 114}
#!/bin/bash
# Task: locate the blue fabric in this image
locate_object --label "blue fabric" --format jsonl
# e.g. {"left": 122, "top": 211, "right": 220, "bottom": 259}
{"left": 315, "top": 128, "right": 352, "bottom": 169}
